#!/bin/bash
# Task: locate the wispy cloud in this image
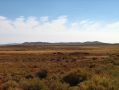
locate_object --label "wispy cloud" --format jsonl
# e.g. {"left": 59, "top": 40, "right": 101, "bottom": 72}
{"left": 0, "top": 16, "right": 119, "bottom": 43}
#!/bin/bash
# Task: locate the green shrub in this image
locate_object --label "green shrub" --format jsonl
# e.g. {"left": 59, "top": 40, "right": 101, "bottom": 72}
{"left": 36, "top": 69, "right": 48, "bottom": 79}
{"left": 63, "top": 73, "right": 86, "bottom": 86}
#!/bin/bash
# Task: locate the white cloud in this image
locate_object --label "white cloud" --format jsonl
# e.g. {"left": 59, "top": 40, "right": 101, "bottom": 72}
{"left": 40, "top": 16, "right": 49, "bottom": 22}
{"left": 13, "top": 16, "right": 26, "bottom": 31}
{"left": 0, "top": 16, "right": 7, "bottom": 20}
{"left": 105, "top": 22, "right": 119, "bottom": 32}
{"left": 0, "top": 16, "right": 13, "bottom": 31}
{"left": 0, "top": 16, "right": 119, "bottom": 44}
{"left": 79, "top": 21, "right": 102, "bottom": 31}
{"left": 26, "top": 16, "right": 39, "bottom": 30}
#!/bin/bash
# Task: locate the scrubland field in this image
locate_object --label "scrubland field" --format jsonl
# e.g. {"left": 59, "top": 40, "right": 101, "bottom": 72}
{"left": 0, "top": 44, "right": 119, "bottom": 90}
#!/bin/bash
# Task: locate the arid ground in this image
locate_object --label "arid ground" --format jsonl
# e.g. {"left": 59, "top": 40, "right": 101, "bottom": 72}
{"left": 0, "top": 44, "right": 119, "bottom": 90}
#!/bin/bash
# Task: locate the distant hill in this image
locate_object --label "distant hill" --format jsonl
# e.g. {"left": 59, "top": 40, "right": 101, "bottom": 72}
{"left": 82, "top": 41, "right": 108, "bottom": 45}
{"left": 22, "top": 42, "right": 50, "bottom": 45}
{"left": 0, "top": 41, "right": 112, "bottom": 46}
{"left": 20, "top": 41, "right": 108, "bottom": 45}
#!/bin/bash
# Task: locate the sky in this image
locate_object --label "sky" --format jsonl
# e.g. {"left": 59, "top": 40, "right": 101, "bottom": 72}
{"left": 0, "top": 0, "right": 119, "bottom": 44}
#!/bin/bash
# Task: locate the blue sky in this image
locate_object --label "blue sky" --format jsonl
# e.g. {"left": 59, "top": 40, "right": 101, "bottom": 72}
{"left": 0, "top": 0, "right": 119, "bottom": 43}
{"left": 0, "top": 0, "right": 119, "bottom": 21}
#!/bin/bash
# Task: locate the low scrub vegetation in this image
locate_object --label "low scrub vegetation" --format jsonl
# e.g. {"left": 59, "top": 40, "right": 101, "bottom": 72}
{"left": 20, "top": 79, "right": 46, "bottom": 90}
{"left": 62, "top": 70, "right": 87, "bottom": 86}
{"left": 36, "top": 69, "right": 48, "bottom": 79}
{"left": 79, "top": 74, "right": 118, "bottom": 90}
{"left": 0, "top": 45, "right": 119, "bottom": 90}
{"left": 1, "top": 80, "right": 20, "bottom": 90}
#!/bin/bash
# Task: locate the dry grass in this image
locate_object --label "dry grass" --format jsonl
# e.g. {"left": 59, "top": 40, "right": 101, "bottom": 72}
{"left": 0, "top": 44, "right": 119, "bottom": 90}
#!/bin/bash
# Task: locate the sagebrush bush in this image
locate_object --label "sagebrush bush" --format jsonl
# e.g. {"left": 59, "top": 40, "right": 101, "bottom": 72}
{"left": 63, "top": 72, "right": 86, "bottom": 86}
{"left": 36, "top": 69, "right": 48, "bottom": 79}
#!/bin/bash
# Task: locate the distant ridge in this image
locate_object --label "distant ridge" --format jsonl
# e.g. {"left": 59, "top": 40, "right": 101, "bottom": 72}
{"left": 0, "top": 41, "right": 115, "bottom": 46}
{"left": 82, "top": 41, "right": 108, "bottom": 45}
{"left": 21, "top": 41, "right": 108, "bottom": 45}
{"left": 22, "top": 42, "right": 50, "bottom": 45}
